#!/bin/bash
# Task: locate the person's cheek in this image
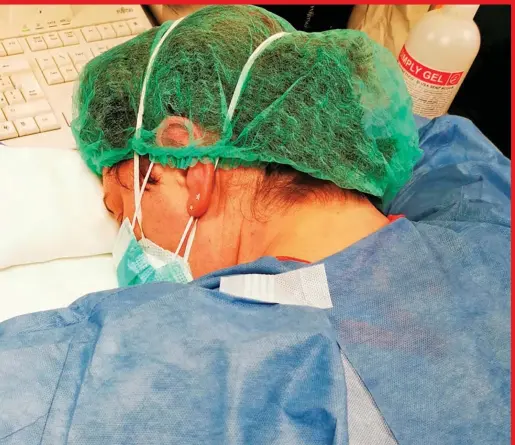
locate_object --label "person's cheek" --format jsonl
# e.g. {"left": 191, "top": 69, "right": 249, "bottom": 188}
{"left": 102, "top": 172, "right": 124, "bottom": 225}
{"left": 138, "top": 192, "right": 188, "bottom": 252}
{"left": 139, "top": 195, "right": 172, "bottom": 247}
{"left": 121, "top": 189, "right": 142, "bottom": 239}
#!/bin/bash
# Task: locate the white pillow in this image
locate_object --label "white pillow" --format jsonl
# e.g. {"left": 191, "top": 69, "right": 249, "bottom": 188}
{"left": 0, "top": 146, "right": 118, "bottom": 269}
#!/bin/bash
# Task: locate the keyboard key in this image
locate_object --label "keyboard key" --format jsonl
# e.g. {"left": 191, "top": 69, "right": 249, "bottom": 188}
{"left": 0, "top": 44, "right": 6, "bottom": 57}
{"left": 43, "top": 68, "right": 64, "bottom": 85}
{"left": 35, "top": 113, "right": 60, "bottom": 132}
{"left": 10, "top": 73, "right": 38, "bottom": 89}
{"left": 4, "top": 89, "right": 25, "bottom": 105}
{"left": 14, "top": 117, "right": 39, "bottom": 136}
{"left": 70, "top": 49, "right": 91, "bottom": 65}
{"left": 3, "top": 39, "right": 23, "bottom": 56}
{"left": 21, "top": 84, "right": 45, "bottom": 101}
{"left": 59, "top": 30, "right": 79, "bottom": 46}
{"left": 91, "top": 44, "right": 110, "bottom": 58}
{"left": 37, "top": 56, "right": 57, "bottom": 71}
{"left": 97, "top": 23, "right": 116, "bottom": 40}
{"left": 0, "top": 92, "right": 6, "bottom": 107}
{"left": 3, "top": 99, "right": 52, "bottom": 121}
{"left": 81, "top": 26, "right": 101, "bottom": 42}
{"left": 26, "top": 35, "right": 47, "bottom": 51}
{"left": 113, "top": 21, "right": 131, "bottom": 37}
{"left": 0, "top": 59, "right": 30, "bottom": 75}
{"left": 60, "top": 65, "right": 78, "bottom": 82}
{"left": 0, "top": 109, "right": 5, "bottom": 122}
{"left": 43, "top": 32, "right": 63, "bottom": 49}
{"left": 54, "top": 52, "right": 72, "bottom": 67}
{"left": 126, "top": 19, "right": 146, "bottom": 35}
{"left": 0, "top": 75, "right": 13, "bottom": 92}
{"left": 0, "top": 121, "right": 18, "bottom": 140}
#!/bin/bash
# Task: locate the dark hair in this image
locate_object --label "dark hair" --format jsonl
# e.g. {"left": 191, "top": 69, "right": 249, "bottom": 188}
{"left": 109, "top": 156, "right": 158, "bottom": 191}
{"left": 109, "top": 158, "right": 370, "bottom": 210}
{"left": 255, "top": 163, "right": 370, "bottom": 210}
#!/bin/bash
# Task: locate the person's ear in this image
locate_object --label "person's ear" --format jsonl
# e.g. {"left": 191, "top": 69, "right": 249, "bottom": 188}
{"left": 185, "top": 162, "right": 215, "bottom": 218}
{"left": 156, "top": 116, "right": 204, "bottom": 147}
{"left": 155, "top": 115, "right": 217, "bottom": 217}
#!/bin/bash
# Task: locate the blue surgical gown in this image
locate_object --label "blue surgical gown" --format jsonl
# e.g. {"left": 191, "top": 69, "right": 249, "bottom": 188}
{"left": 0, "top": 115, "right": 510, "bottom": 444}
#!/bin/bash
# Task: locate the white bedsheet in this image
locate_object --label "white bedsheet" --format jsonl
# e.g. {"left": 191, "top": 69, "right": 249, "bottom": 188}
{"left": 0, "top": 254, "right": 117, "bottom": 323}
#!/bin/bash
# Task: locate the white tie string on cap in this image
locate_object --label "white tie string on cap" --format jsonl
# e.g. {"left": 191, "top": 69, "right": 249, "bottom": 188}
{"left": 132, "top": 18, "right": 185, "bottom": 233}
{"left": 216, "top": 31, "right": 288, "bottom": 169}
{"left": 224, "top": 31, "right": 287, "bottom": 130}
{"left": 135, "top": 17, "right": 186, "bottom": 140}
{"left": 131, "top": 21, "right": 288, "bottom": 255}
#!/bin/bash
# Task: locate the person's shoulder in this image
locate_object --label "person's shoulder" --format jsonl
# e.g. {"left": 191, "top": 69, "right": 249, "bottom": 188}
{"left": 387, "top": 114, "right": 511, "bottom": 227}
{"left": 0, "top": 282, "right": 190, "bottom": 339}
{"left": 416, "top": 114, "right": 510, "bottom": 167}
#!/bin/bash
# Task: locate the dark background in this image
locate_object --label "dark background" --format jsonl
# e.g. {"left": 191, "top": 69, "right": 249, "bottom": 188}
{"left": 262, "top": 5, "right": 511, "bottom": 158}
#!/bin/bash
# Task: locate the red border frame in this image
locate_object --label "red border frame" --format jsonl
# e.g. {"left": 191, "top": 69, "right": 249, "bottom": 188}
{"left": 0, "top": 0, "right": 511, "bottom": 4}
{"left": 511, "top": 7, "right": 514, "bottom": 444}
{"left": 0, "top": 0, "right": 512, "bottom": 439}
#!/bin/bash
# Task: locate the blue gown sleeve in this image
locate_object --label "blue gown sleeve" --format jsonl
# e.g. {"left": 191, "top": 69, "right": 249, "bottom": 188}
{"left": 384, "top": 115, "right": 511, "bottom": 227}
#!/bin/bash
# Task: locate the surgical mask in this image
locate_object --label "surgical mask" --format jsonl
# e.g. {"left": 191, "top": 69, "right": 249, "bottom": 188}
{"left": 112, "top": 18, "right": 288, "bottom": 287}
{"left": 112, "top": 164, "right": 198, "bottom": 286}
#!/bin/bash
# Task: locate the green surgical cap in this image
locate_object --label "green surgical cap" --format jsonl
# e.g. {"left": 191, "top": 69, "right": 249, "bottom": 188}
{"left": 72, "top": 5, "right": 421, "bottom": 202}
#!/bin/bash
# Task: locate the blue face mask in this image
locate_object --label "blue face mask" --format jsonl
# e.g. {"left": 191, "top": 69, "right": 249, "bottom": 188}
{"left": 112, "top": 217, "right": 196, "bottom": 287}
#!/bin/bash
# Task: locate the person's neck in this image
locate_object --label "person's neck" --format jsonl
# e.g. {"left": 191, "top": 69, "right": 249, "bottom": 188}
{"left": 238, "top": 198, "right": 389, "bottom": 264}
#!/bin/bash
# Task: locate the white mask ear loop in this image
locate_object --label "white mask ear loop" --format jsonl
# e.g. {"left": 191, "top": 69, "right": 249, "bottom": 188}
{"left": 173, "top": 216, "right": 195, "bottom": 258}
{"left": 183, "top": 218, "right": 197, "bottom": 262}
{"left": 131, "top": 158, "right": 155, "bottom": 236}
{"left": 172, "top": 216, "right": 197, "bottom": 261}
{"left": 133, "top": 153, "right": 141, "bottom": 227}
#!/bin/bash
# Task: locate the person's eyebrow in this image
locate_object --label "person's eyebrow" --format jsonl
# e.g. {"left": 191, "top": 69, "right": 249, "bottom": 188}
{"left": 103, "top": 194, "right": 114, "bottom": 215}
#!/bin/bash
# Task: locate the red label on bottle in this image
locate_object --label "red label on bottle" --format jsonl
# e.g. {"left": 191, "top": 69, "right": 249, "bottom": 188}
{"left": 398, "top": 46, "right": 464, "bottom": 86}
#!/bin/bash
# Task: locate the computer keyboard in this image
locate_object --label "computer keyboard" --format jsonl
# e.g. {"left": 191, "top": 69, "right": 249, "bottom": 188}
{"left": 0, "top": 6, "right": 153, "bottom": 148}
